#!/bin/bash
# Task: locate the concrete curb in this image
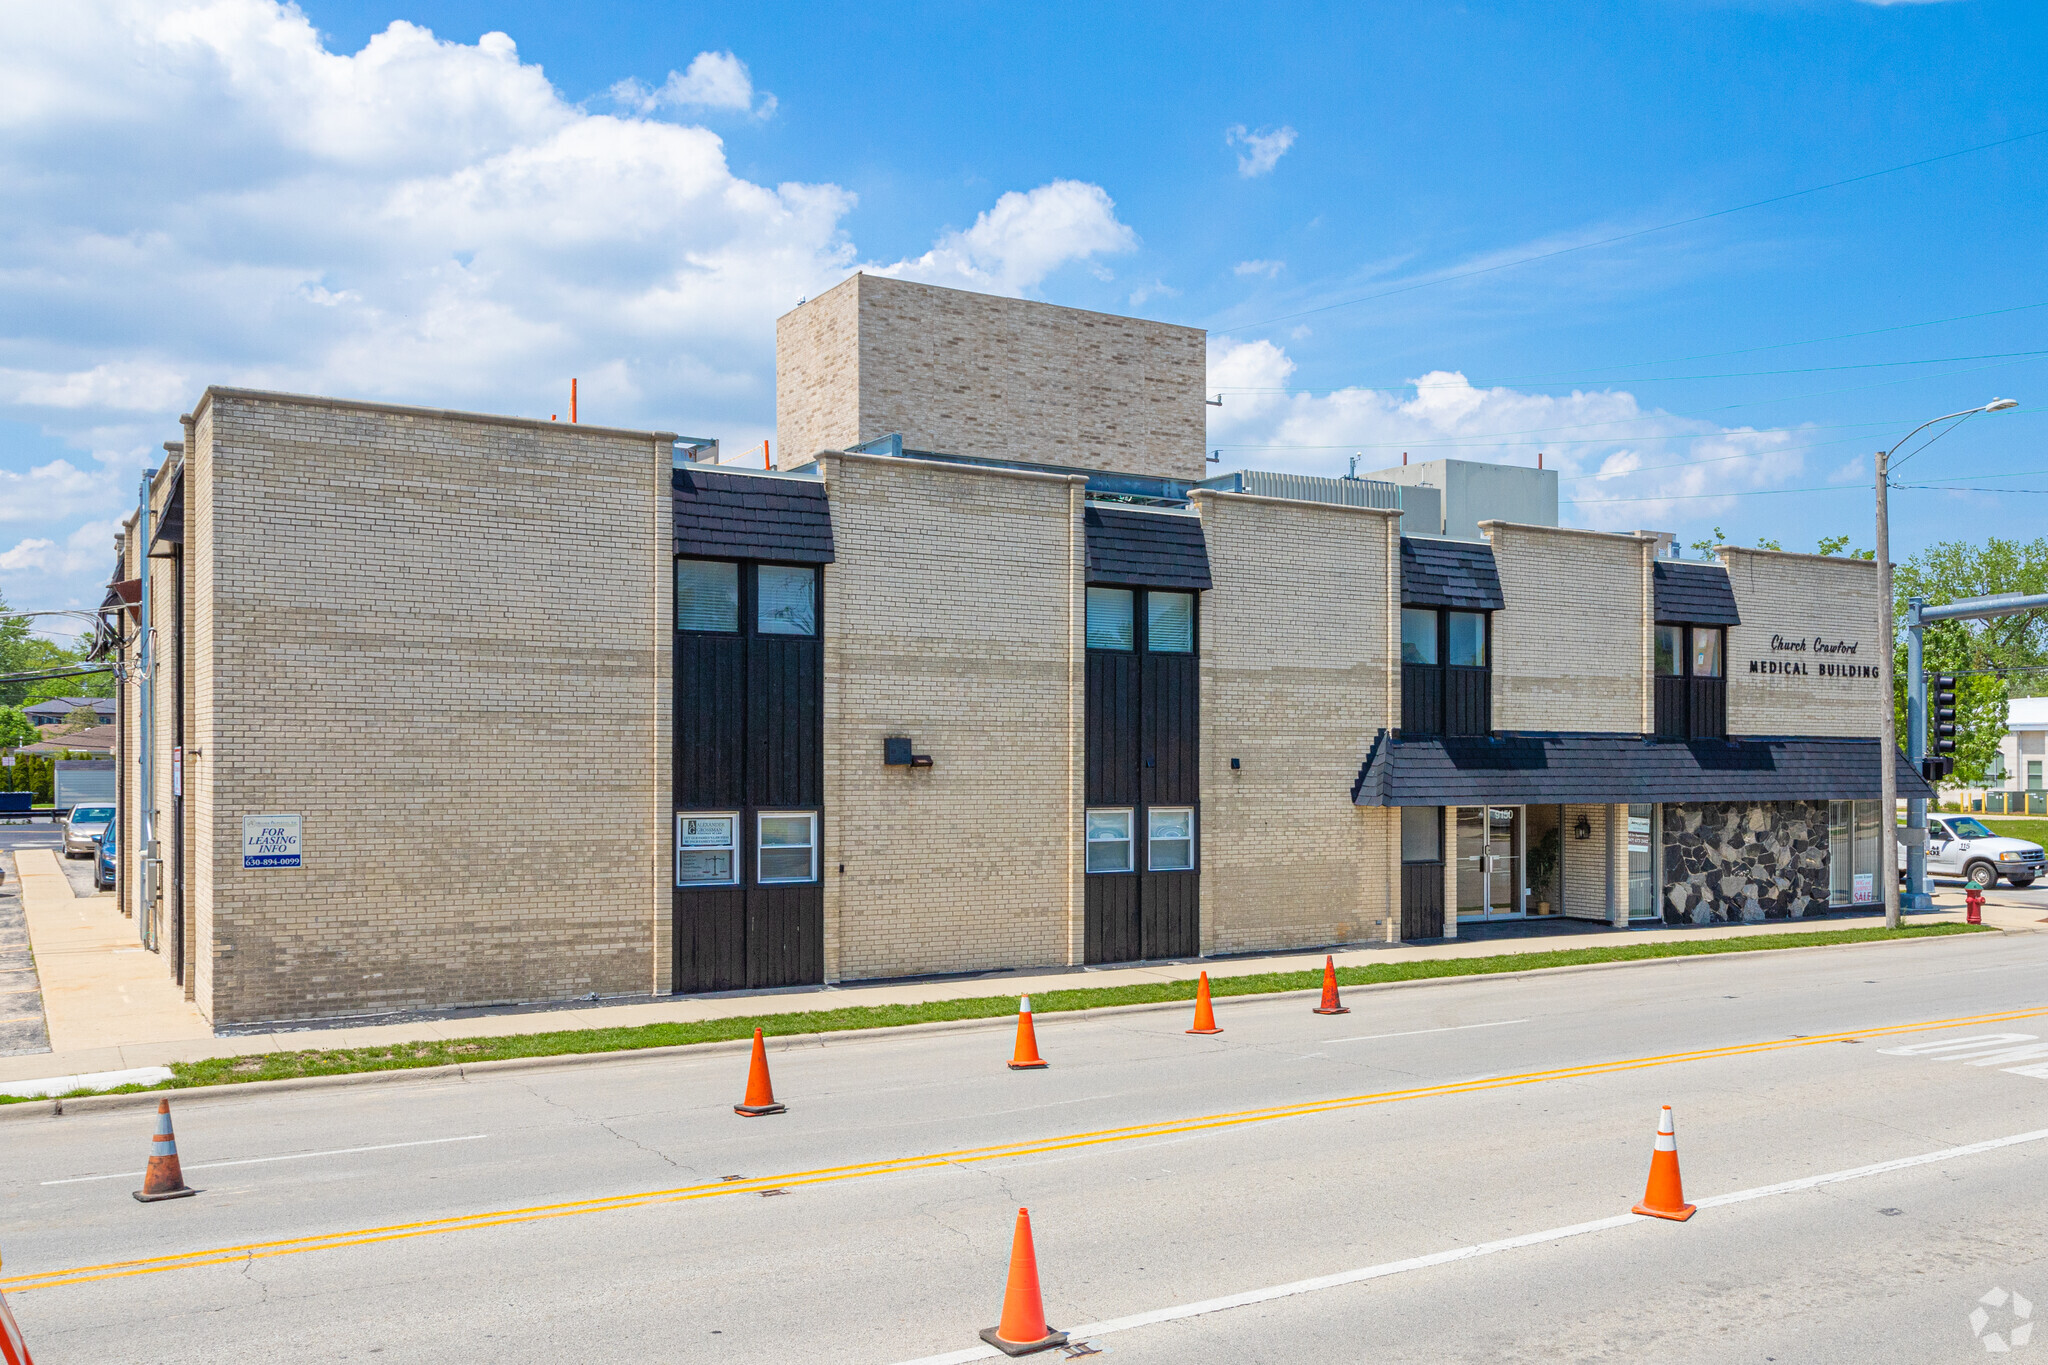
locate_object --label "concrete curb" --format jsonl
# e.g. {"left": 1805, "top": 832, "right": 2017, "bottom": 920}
{"left": 0, "top": 926, "right": 2002, "bottom": 1120}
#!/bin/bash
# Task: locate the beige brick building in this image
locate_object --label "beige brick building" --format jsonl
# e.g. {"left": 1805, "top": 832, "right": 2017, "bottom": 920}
{"left": 101, "top": 276, "right": 1924, "bottom": 1025}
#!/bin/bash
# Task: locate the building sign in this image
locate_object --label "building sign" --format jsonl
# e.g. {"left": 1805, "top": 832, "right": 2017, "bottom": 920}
{"left": 1748, "top": 633, "right": 1879, "bottom": 680}
{"left": 243, "top": 815, "right": 302, "bottom": 869}
{"left": 172, "top": 746, "right": 182, "bottom": 798}
{"left": 1853, "top": 872, "right": 1874, "bottom": 905}
{"left": 1627, "top": 814, "right": 1651, "bottom": 852}
{"left": 675, "top": 814, "right": 737, "bottom": 885}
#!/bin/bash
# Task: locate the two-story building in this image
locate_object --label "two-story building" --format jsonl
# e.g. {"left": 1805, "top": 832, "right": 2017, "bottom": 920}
{"left": 104, "top": 272, "right": 1924, "bottom": 1024}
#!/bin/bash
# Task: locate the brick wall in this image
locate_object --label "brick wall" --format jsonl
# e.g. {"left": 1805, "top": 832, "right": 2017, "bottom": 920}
{"left": 1721, "top": 548, "right": 1885, "bottom": 737}
{"left": 818, "top": 451, "right": 1085, "bottom": 981}
{"left": 1485, "top": 523, "right": 1652, "bottom": 732}
{"left": 774, "top": 278, "right": 862, "bottom": 465}
{"left": 776, "top": 274, "right": 1208, "bottom": 481}
{"left": 1193, "top": 490, "right": 1402, "bottom": 951}
{"left": 179, "top": 391, "right": 672, "bottom": 1023}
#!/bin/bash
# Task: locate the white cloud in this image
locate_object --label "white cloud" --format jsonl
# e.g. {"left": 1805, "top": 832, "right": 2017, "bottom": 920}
{"left": 1205, "top": 338, "right": 1813, "bottom": 529}
{"left": 1233, "top": 259, "right": 1284, "bottom": 279}
{"left": 610, "top": 50, "right": 776, "bottom": 118}
{"left": 0, "top": 1, "right": 1138, "bottom": 612}
{"left": 1226, "top": 124, "right": 1297, "bottom": 177}
{"left": 874, "top": 180, "right": 1138, "bottom": 295}
{"left": 1128, "top": 280, "right": 1179, "bottom": 307}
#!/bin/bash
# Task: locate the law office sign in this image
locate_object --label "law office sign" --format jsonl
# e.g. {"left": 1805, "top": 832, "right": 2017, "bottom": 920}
{"left": 242, "top": 814, "right": 302, "bottom": 869}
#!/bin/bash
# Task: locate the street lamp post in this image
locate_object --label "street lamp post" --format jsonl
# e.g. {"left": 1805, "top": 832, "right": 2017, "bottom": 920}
{"left": 1875, "top": 398, "right": 2020, "bottom": 929}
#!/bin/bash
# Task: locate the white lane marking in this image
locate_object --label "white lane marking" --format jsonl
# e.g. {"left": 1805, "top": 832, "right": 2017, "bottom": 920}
{"left": 41, "top": 1134, "right": 490, "bottom": 1185}
{"left": 886, "top": 1126, "right": 2048, "bottom": 1365}
{"left": 1323, "top": 1019, "right": 1529, "bottom": 1045}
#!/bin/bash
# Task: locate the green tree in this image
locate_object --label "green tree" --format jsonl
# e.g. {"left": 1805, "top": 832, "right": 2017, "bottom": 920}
{"left": 0, "top": 706, "right": 35, "bottom": 750}
{"left": 1689, "top": 526, "right": 1728, "bottom": 559}
{"left": 0, "top": 592, "right": 89, "bottom": 708}
{"left": 1887, "top": 536, "right": 2048, "bottom": 785}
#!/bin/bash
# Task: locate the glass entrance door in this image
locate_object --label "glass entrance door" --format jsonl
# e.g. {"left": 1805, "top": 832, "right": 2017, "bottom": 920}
{"left": 1455, "top": 806, "right": 1524, "bottom": 920}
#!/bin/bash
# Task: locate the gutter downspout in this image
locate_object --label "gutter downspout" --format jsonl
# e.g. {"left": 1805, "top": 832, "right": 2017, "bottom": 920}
{"left": 136, "top": 469, "right": 156, "bottom": 950}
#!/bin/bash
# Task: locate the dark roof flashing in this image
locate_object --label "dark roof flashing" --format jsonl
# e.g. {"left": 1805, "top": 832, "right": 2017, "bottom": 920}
{"left": 1400, "top": 536, "right": 1505, "bottom": 611}
{"left": 1653, "top": 560, "right": 1741, "bottom": 626}
{"left": 672, "top": 466, "right": 834, "bottom": 563}
{"left": 1085, "top": 505, "right": 1212, "bottom": 590}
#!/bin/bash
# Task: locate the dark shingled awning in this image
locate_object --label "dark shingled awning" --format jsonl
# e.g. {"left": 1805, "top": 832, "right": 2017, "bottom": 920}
{"left": 1085, "top": 506, "right": 1212, "bottom": 590}
{"left": 672, "top": 467, "right": 834, "bottom": 563}
{"left": 1653, "top": 560, "right": 1741, "bottom": 625}
{"left": 1400, "top": 537, "right": 1505, "bottom": 611}
{"left": 1352, "top": 730, "right": 1932, "bottom": 806}
{"left": 148, "top": 467, "right": 184, "bottom": 556}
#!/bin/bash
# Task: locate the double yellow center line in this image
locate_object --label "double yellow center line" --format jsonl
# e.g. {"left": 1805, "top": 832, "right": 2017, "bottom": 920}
{"left": 9, "top": 1001, "right": 2046, "bottom": 1294}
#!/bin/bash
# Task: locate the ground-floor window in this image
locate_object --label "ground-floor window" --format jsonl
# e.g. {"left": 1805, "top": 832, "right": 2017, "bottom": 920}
{"left": 1147, "top": 807, "right": 1194, "bottom": 870}
{"left": 1086, "top": 808, "right": 1133, "bottom": 872}
{"left": 676, "top": 813, "right": 739, "bottom": 886}
{"left": 757, "top": 811, "right": 819, "bottom": 884}
{"left": 1829, "top": 799, "right": 1883, "bottom": 906}
{"left": 1628, "top": 803, "right": 1659, "bottom": 918}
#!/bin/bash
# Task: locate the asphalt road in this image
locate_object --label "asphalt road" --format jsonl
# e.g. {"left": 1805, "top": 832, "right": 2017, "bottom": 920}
{"left": 7, "top": 931, "right": 2048, "bottom": 1362}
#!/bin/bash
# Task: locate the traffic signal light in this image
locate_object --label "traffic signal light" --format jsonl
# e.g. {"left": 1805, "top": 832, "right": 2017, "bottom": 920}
{"left": 1930, "top": 673, "right": 1958, "bottom": 756}
{"left": 1920, "top": 755, "right": 1955, "bottom": 783}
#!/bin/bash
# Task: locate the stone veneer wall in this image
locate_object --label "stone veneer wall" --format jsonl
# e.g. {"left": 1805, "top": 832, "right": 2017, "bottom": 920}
{"left": 1660, "top": 801, "right": 1830, "bottom": 923}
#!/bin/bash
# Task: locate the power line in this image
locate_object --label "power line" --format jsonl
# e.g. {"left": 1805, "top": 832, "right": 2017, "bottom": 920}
{"left": 1212, "top": 347, "right": 2048, "bottom": 395}
{"left": 1217, "top": 126, "right": 2048, "bottom": 334}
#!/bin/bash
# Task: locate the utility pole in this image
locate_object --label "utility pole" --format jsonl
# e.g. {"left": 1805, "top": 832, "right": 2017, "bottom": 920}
{"left": 1872, "top": 398, "right": 2019, "bottom": 927}
{"left": 1876, "top": 447, "right": 1899, "bottom": 929}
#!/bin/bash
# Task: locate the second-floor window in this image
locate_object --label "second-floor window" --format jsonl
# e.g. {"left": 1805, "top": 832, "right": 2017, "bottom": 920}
{"left": 1654, "top": 624, "right": 1726, "bottom": 740}
{"left": 1400, "top": 607, "right": 1491, "bottom": 736}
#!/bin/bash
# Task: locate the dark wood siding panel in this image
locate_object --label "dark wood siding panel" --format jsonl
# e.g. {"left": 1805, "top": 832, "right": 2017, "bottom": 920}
{"left": 1085, "top": 874, "right": 1142, "bottom": 964}
{"left": 1401, "top": 663, "right": 1443, "bottom": 735}
{"left": 1689, "top": 676, "right": 1726, "bottom": 741}
{"left": 1142, "top": 653, "right": 1199, "bottom": 806}
{"left": 676, "top": 634, "right": 745, "bottom": 807}
{"left": 673, "top": 888, "right": 746, "bottom": 993}
{"left": 1400, "top": 864, "right": 1445, "bottom": 939}
{"left": 1086, "top": 652, "right": 1141, "bottom": 807}
{"left": 747, "top": 884, "right": 824, "bottom": 988}
{"left": 1653, "top": 675, "right": 1688, "bottom": 740}
{"left": 1140, "top": 871, "right": 1199, "bottom": 958}
{"left": 1445, "top": 666, "right": 1491, "bottom": 736}
{"left": 747, "top": 636, "right": 822, "bottom": 809}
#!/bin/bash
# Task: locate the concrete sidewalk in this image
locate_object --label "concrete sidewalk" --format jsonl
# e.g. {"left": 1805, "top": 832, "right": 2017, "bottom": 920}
{"left": 11, "top": 847, "right": 211, "bottom": 1075}
{"left": 0, "top": 879, "right": 2027, "bottom": 1088}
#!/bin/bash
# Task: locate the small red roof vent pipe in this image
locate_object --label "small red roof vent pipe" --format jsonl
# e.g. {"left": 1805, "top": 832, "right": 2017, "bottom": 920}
{"left": 571, "top": 378, "right": 578, "bottom": 424}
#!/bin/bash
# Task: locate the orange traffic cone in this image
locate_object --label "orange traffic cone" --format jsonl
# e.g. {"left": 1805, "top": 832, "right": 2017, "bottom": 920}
{"left": 1186, "top": 971, "right": 1222, "bottom": 1035}
{"left": 0, "top": 1252, "right": 34, "bottom": 1365}
{"left": 133, "top": 1098, "right": 196, "bottom": 1202}
{"left": 1631, "top": 1105, "right": 1696, "bottom": 1221}
{"left": 1008, "top": 996, "right": 1048, "bottom": 1070}
{"left": 978, "top": 1207, "right": 1067, "bottom": 1356}
{"left": 1313, "top": 955, "right": 1349, "bottom": 1015}
{"left": 734, "top": 1028, "right": 785, "bottom": 1117}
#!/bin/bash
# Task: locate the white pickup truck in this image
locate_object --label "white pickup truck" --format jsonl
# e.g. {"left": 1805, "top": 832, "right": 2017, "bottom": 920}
{"left": 1899, "top": 814, "right": 2045, "bottom": 888}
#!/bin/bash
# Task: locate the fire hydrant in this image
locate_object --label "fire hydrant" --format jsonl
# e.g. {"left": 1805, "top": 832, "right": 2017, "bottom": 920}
{"left": 1965, "top": 880, "right": 1985, "bottom": 925}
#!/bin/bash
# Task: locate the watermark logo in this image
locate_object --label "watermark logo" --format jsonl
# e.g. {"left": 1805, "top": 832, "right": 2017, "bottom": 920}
{"left": 1971, "top": 1287, "right": 2034, "bottom": 1352}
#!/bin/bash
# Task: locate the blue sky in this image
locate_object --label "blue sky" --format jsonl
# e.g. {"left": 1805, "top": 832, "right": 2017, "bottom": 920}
{"left": 3, "top": 0, "right": 2044, "bottom": 628}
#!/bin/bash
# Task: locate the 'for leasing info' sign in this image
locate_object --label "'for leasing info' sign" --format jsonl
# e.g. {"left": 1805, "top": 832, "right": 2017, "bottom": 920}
{"left": 242, "top": 815, "right": 302, "bottom": 869}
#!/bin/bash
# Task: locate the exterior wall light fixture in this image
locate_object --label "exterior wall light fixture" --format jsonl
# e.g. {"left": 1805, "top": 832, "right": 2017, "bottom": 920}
{"left": 1573, "top": 814, "right": 1593, "bottom": 841}
{"left": 883, "top": 736, "right": 933, "bottom": 768}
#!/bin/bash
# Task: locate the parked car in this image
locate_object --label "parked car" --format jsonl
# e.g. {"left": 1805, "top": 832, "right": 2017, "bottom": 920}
{"left": 63, "top": 804, "right": 115, "bottom": 858}
{"left": 93, "top": 813, "right": 116, "bottom": 891}
{"left": 1899, "top": 814, "right": 2045, "bottom": 889}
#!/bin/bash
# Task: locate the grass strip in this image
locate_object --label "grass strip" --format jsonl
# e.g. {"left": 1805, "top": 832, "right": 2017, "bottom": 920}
{"left": 4, "top": 921, "right": 1989, "bottom": 1103}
